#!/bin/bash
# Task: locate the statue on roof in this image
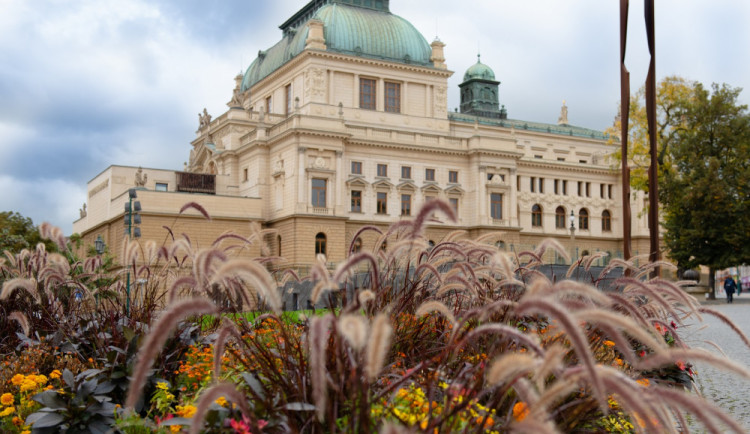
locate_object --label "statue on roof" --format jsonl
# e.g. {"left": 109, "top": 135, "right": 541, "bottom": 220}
{"left": 198, "top": 108, "right": 212, "bottom": 131}
{"left": 558, "top": 100, "right": 569, "bottom": 126}
{"left": 135, "top": 166, "right": 148, "bottom": 187}
{"left": 228, "top": 74, "right": 246, "bottom": 108}
{"left": 79, "top": 203, "right": 87, "bottom": 219}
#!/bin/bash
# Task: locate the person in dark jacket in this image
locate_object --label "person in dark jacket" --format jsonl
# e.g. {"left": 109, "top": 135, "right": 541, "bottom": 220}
{"left": 724, "top": 275, "right": 738, "bottom": 303}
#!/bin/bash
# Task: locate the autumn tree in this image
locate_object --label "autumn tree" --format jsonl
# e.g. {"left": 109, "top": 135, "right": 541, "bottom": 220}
{"left": 660, "top": 83, "right": 750, "bottom": 297}
{"left": 607, "top": 75, "right": 696, "bottom": 191}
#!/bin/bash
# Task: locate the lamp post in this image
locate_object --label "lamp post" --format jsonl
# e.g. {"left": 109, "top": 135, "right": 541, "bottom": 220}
{"left": 569, "top": 210, "right": 576, "bottom": 263}
{"left": 124, "top": 188, "right": 142, "bottom": 316}
{"left": 94, "top": 235, "right": 106, "bottom": 255}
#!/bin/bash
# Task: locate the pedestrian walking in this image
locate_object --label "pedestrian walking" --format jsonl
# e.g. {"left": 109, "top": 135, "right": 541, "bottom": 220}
{"left": 724, "top": 275, "right": 738, "bottom": 303}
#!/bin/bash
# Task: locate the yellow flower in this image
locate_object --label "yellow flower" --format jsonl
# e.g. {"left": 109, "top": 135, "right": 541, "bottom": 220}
{"left": 215, "top": 397, "right": 227, "bottom": 407}
{"left": 1, "top": 393, "right": 14, "bottom": 406}
{"left": 21, "top": 431, "right": 30, "bottom": 434}
{"left": 169, "top": 425, "right": 181, "bottom": 433}
{"left": 0, "top": 406, "right": 16, "bottom": 417}
{"left": 11, "top": 375, "right": 25, "bottom": 386}
{"left": 49, "top": 370, "right": 62, "bottom": 380}
{"left": 156, "top": 382, "right": 169, "bottom": 390}
{"left": 636, "top": 378, "right": 651, "bottom": 387}
{"left": 176, "top": 405, "right": 197, "bottom": 418}
{"left": 20, "top": 380, "right": 37, "bottom": 392}
{"left": 603, "top": 340, "right": 616, "bottom": 347}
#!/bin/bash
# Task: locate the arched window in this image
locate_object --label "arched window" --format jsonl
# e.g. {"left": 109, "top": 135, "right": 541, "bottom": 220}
{"left": 602, "top": 210, "right": 612, "bottom": 232}
{"left": 352, "top": 237, "right": 362, "bottom": 254}
{"left": 555, "top": 206, "right": 566, "bottom": 229}
{"left": 495, "top": 241, "right": 506, "bottom": 250}
{"left": 531, "top": 204, "right": 543, "bottom": 227}
{"left": 315, "top": 233, "right": 326, "bottom": 256}
{"left": 579, "top": 209, "right": 589, "bottom": 230}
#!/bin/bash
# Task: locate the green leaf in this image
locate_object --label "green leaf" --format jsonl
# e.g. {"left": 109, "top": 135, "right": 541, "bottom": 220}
{"left": 26, "top": 411, "right": 65, "bottom": 428}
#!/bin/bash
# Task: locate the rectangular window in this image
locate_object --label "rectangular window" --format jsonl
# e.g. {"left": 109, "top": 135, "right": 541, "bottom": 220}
{"left": 311, "top": 178, "right": 326, "bottom": 207}
{"left": 285, "top": 84, "right": 292, "bottom": 115}
{"left": 449, "top": 198, "right": 459, "bottom": 213}
{"left": 562, "top": 180, "right": 568, "bottom": 195}
{"left": 490, "top": 193, "right": 503, "bottom": 219}
{"left": 534, "top": 155, "right": 543, "bottom": 159}
{"left": 577, "top": 181, "right": 582, "bottom": 196}
{"left": 351, "top": 190, "right": 362, "bottom": 212}
{"left": 539, "top": 178, "right": 545, "bottom": 194}
{"left": 425, "top": 168, "right": 435, "bottom": 181}
{"left": 554, "top": 179, "right": 559, "bottom": 195}
{"left": 600, "top": 183, "right": 604, "bottom": 198}
{"left": 155, "top": 182, "right": 168, "bottom": 192}
{"left": 586, "top": 182, "right": 591, "bottom": 197}
{"left": 401, "top": 194, "right": 411, "bottom": 216}
{"left": 377, "top": 164, "right": 387, "bottom": 177}
{"left": 360, "top": 78, "right": 376, "bottom": 110}
{"left": 266, "top": 96, "right": 272, "bottom": 114}
{"left": 449, "top": 170, "right": 458, "bottom": 183}
{"left": 579, "top": 159, "right": 587, "bottom": 164}
{"left": 608, "top": 184, "right": 613, "bottom": 199}
{"left": 557, "top": 157, "right": 565, "bottom": 162}
{"left": 243, "top": 168, "right": 248, "bottom": 182}
{"left": 401, "top": 166, "right": 411, "bottom": 179}
{"left": 530, "top": 177, "right": 536, "bottom": 193}
{"left": 376, "top": 192, "right": 387, "bottom": 214}
{"left": 351, "top": 161, "right": 362, "bottom": 175}
{"left": 384, "top": 81, "right": 401, "bottom": 113}
{"left": 517, "top": 175, "right": 521, "bottom": 191}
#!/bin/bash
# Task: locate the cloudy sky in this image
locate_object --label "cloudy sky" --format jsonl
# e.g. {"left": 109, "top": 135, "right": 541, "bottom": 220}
{"left": 1, "top": 0, "right": 749, "bottom": 233}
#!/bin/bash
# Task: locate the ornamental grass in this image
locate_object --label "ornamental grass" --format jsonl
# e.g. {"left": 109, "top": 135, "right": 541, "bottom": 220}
{"left": 1, "top": 200, "right": 749, "bottom": 432}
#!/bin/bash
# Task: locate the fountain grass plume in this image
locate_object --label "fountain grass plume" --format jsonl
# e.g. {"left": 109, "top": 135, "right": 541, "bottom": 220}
{"left": 581, "top": 251, "right": 608, "bottom": 270}
{"left": 416, "top": 300, "right": 458, "bottom": 327}
{"left": 188, "top": 382, "right": 250, "bottom": 434}
{"left": 337, "top": 314, "right": 369, "bottom": 351}
{"left": 333, "top": 251, "right": 379, "bottom": 290}
{"left": 411, "top": 199, "right": 457, "bottom": 239}
{"left": 461, "top": 324, "right": 544, "bottom": 356}
{"left": 490, "top": 252, "right": 523, "bottom": 286}
{"left": 39, "top": 222, "right": 67, "bottom": 252}
{"left": 358, "top": 289, "right": 375, "bottom": 305}
{"left": 653, "top": 383, "right": 746, "bottom": 433}
{"left": 179, "top": 201, "right": 212, "bottom": 220}
{"left": 126, "top": 298, "right": 217, "bottom": 409}
{"left": 365, "top": 313, "right": 393, "bottom": 382}
{"left": 619, "top": 277, "right": 681, "bottom": 320}
{"left": 485, "top": 352, "right": 539, "bottom": 387}
{"left": 515, "top": 296, "right": 607, "bottom": 409}
{"left": 167, "top": 276, "right": 197, "bottom": 303}
{"left": 574, "top": 308, "right": 668, "bottom": 353}
{"left": 414, "top": 263, "right": 442, "bottom": 285}
{"left": 651, "top": 278, "right": 701, "bottom": 311}
{"left": 309, "top": 314, "right": 333, "bottom": 421}
{"left": 637, "top": 347, "right": 750, "bottom": 381}
{"left": 1, "top": 278, "right": 39, "bottom": 303}
{"left": 698, "top": 307, "right": 750, "bottom": 349}
{"left": 211, "top": 232, "right": 253, "bottom": 248}
{"left": 8, "top": 311, "right": 30, "bottom": 336}
{"left": 211, "top": 259, "right": 281, "bottom": 313}
{"left": 347, "top": 225, "right": 383, "bottom": 254}
{"left": 607, "top": 292, "right": 652, "bottom": 327}
{"left": 599, "top": 257, "right": 640, "bottom": 277}
{"left": 213, "top": 320, "right": 242, "bottom": 382}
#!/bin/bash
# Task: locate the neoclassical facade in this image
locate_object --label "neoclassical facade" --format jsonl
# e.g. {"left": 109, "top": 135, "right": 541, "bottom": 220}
{"left": 74, "top": 0, "right": 654, "bottom": 271}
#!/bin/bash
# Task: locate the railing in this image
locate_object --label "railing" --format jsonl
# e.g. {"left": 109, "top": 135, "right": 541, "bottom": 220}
{"left": 309, "top": 206, "right": 331, "bottom": 215}
{"left": 176, "top": 172, "right": 216, "bottom": 194}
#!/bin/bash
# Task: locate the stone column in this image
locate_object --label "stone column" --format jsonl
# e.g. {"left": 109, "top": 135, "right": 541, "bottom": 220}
{"left": 510, "top": 168, "right": 518, "bottom": 226}
{"left": 478, "top": 166, "right": 487, "bottom": 224}
{"left": 298, "top": 147, "right": 307, "bottom": 209}
{"left": 335, "top": 150, "right": 343, "bottom": 214}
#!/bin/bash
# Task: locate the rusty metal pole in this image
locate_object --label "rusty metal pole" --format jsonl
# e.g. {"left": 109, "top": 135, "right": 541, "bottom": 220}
{"left": 644, "top": 0, "right": 660, "bottom": 276}
{"left": 619, "top": 0, "right": 632, "bottom": 262}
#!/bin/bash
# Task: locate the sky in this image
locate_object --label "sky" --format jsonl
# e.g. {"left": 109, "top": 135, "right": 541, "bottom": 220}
{"left": 1, "top": 0, "right": 749, "bottom": 234}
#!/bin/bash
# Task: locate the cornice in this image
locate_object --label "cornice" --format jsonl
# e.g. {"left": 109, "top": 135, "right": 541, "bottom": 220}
{"left": 345, "top": 138, "right": 467, "bottom": 156}
{"left": 519, "top": 159, "right": 617, "bottom": 176}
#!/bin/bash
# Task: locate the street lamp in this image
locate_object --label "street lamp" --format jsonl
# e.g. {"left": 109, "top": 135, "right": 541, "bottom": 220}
{"left": 569, "top": 210, "right": 577, "bottom": 264}
{"left": 123, "top": 188, "right": 142, "bottom": 315}
{"left": 94, "top": 235, "right": 106, "bottom": 255}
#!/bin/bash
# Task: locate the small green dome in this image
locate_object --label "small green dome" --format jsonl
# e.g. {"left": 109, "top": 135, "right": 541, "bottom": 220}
{"left": 463, "top": 55, "right": 496, "bottom": 82}
{"left": 242, "top": 2, "right": 431, "bottom": 92}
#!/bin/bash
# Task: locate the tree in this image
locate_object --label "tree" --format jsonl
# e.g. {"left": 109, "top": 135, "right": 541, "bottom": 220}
{"left": 607, "top": 75, "right": 696, "bottom": 192}
{"left": 0, "top": 211, "right": 52, "bottom": 253}
{"left": 661, "top": 83, "right": 750, "bottom": 297}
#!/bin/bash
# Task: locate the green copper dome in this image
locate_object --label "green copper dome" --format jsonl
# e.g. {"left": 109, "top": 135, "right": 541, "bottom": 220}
{"left": 242, "top": 1, "right": 432, "bottom": 91}
{"left": 463, "top": 56, "right": 496, "bottom": 82}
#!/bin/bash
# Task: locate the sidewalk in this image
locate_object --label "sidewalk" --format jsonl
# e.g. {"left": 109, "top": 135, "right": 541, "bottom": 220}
{"left": 699, "top": 292, "right": 750, "bottom": 305}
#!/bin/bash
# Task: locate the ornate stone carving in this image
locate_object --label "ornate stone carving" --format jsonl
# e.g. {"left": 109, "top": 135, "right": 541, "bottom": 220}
{"left": 313, "top": 157, "right": 327, "bottom": 169}
{"left": 305, "top": 67, "right": 326, "bottom": 101}
{"left": 134, "top": 167, "right": 148, "bottom": 187}
{"left": 79, "top": 203, "right": 87, "bottom": 218}
{"left": 228, "top": 74, "right": 246, "bottom": 108}
{"left": 434, "top": 85, "right": 447, "bottom": 114}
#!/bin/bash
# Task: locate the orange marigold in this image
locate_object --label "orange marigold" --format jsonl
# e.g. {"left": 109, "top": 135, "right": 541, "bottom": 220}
{"left": 512, "top": 402, "right": 529, "bottom": 422}
{"left": 1, "top": 393, "right": 14, "bottom": 406}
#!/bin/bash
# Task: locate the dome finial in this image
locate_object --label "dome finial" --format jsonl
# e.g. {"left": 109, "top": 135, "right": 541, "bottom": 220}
{"left": 477, "top": 52, "right": 481, "bottom": 63}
